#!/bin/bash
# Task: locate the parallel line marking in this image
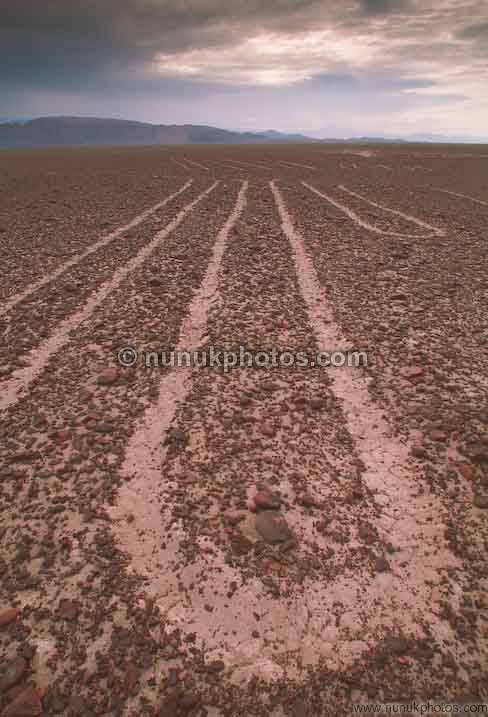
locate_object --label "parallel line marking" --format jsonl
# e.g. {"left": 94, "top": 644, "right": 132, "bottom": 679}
{"left": 338, "top": 184, "right": 445, "bottom": 235}
{"left": 279, "top": 161, "right": 318, "bottom": 171}
{"left": 182, "top": 158, "right": 209, "bottom": 171}
{"left": 431, "top": 186, "right": 488, "bottom": 207}
{"left": 271, "top": 177, "right": 459, "bottom": 648}
{"left": 171, "top": 158, "right": 192, "bottom": 171}
{"left": 0, "top": 182, "right": 218, "bottom": 413}
{"left": 303, "top": 181, "right": 445, "bottom": 238}
{"left": 226, "top": 160, "right": 271, "bottom": 171}
{"left": 108, "top": 181, "right": 249, "bottom": 575}
{"left": 0, "top": 180, "right": 193, "bottom": 318}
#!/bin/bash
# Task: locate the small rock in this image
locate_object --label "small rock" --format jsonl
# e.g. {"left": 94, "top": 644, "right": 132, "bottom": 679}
{"left": 375, "top": 556, "right": 390, "bottom": 573}
{"left": 58, "top": 599, "right": 79, "bottom": 621}
{"left": 458, "top": 463, "right": 475, "bottom": 480}
{"left": 157, "top": 692, "right": 179, "bottom": 717}
{"left": 206, "top": 660, "right": 225, "bottom": 673}
{"left": 410, "top": 445, "right": 427, "bottom": 459}
{"left": 310, "top": 397, "right": 326, "bottom": 410}
{"left": 0, "top": 608, "right": 18, "bottom": 628}
{"left": 358, "top": 523, "right": 375, "bottom": 544}
{"left": 180, "top": 693, "right": 199, "bottom": 709}
{"left": 261, "top": 422, "right": 276, "bottom": 438}
{"left": 280, "top": 538, "right": 297, "bottom": 553}
{"left": 10, "top": 451, "right": 37, "bottom": 463}
{"left": 430, "top": 429, "right": 447, "bottom": 442}
{"left": 473, "top": 494, "right": 488, "bottom": 509}
{"left": 290, "top": 698, "right": 308, "bottom": 717}
{"left": 401, "top": 366, "right": 424, "bottom": 380}
{"left": 93, "top": 422, "right": 114, "bottom": 434}
{"left": 255, "top": 511, "right": 293, "bottom": 544}
{"left": 384, "top": 636, "right": 409, "bottom": 655}
{"left": 165, "top": 429, "right": 187, "bottom": 445}
{"left": 254, "top": 490, "right": 281, "bottom": 510}
{"left": 167, "top": 668, "right": 179, "bottom": 687}
{"left": 68, "top": 695, "right": 88, "bottom": 715}
{"left": 46, "top": 691, "right": 65, "bottom": 714}
{"left": 297, "top": 492, "right": 317, "bottom": 508}
{"left": 2, "top": 687, "right": 42, "bottom": 716}
{"left": 55, "top": 430, "right": 70, "bottom": 443}
{"left": 223, "top": 511, "right": 245, "bottom": 526}
{"left": 125, "top": 664, "right": 140, "bottom": 695}
{"left": 230, "top": 534, "right": 253, "bottom": 555}
{"left": 471, "top": 445, "right": 488, "bottom": 464}
{"left": 96, "top": 368, "right": 118, "bottom": 386}
{"left": 0, "top": 657, "right": 28, "bottom": 692}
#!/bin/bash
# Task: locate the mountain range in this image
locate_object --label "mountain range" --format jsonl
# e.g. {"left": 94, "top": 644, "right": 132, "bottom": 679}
{"left": 0, "top": 116, "right": 486, "bottom": 148}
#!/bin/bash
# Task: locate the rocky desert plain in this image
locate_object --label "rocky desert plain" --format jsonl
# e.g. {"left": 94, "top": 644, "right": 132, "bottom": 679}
{"left": 0, "top": 144, "right": 487, "bottom": 716}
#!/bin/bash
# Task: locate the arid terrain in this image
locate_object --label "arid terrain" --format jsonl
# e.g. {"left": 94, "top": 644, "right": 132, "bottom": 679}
{"left": 0, "top": 144, "right": 487, "bottom": 716}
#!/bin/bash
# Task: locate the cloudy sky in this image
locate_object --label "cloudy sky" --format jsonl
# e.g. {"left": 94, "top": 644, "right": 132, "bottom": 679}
{"left": 1, "top": 0, "right": 487, "bottom": 137}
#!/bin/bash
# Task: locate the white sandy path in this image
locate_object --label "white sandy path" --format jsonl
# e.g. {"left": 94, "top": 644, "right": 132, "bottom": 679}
{"left": 339, "top": 184, "right": 445, "bottom": 236}
{"left": 182, "top": 157, "right": 209, "bottom": 171}
{"left": 303, "top": 181, "right": 445, "bottom": 238}
{"left": 431, "top": 186, "right": 488, "bottom": 207}
{"left": 171, "top": 158, "right": 192, "bottom": 171}
{"left": 270, "top": 178, "right": 463, "bottom": 667}
{"left": 0, "top": 181, "right": 193, "bottom": 318}
{"left": 279, "top": 161, "right": 317, "bottom": 171}
{"left": 108, "top": 183, "right": 284, "bottom": 676}
{"left": 0, "top": 182, "right": 219, "bottom": 413}
{"left": 107, "top": 180, "right": 464, "bottom": 687}
{"left": 226, "top": 160, "right": 272, "bottom": 171}
{"left": 112, "top": 180, "right": 248, "bottom": 487}
{"left": 342, "top": 149, "right": 374, "bottom": 158}
{"left": 223, "top": 163, "right": 248, "bottom": 173}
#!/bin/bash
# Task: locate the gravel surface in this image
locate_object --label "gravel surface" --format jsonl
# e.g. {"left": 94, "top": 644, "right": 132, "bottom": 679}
{"left": 0, "top": 147, "right": 183, "bottom": 301}
{"left": 0, "top": 146, "right": 487, "bottom": 716}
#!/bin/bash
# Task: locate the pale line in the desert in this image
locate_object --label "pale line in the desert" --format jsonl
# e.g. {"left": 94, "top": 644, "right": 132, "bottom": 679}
{"left": 0, "top": 182, "right": 218, "bottom": 413}
{"left": 108, "top": 182, "right": 249, "bottom": 597}
{"left": 224, "top": 163, "right": 248, "bottom": 173}
{"left": 303, "top": 182, "right": 445, "bottom": 238}
{"left": 226, "top": 159, "right": 271, "bottom": 171}
{"left": 271, "top": 177, "right": 460, "bottom": 657}
{"left": 0, "top": 181, "right": 193, "bottom": 318}
{"left": 182, "top": 157, "right": 209, "bottom": 171}
{"left": 431, "top": 186, "right": 488, "bottom": 207}
{"left": 106, "top": 179, "right": 460, "bottom": 683}
{"left": 338, "top": 184, "right": 445, "bottom": 236}
{"left": 171, "top": 158, "right": 192, "bottom": 171}
{"left": 279, "top": 161, "right": 318, "bottom": 170}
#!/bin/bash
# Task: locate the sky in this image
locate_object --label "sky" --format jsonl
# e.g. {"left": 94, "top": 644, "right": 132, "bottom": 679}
{"left": 1, "top": 0, "right": 488, "bottom": 138}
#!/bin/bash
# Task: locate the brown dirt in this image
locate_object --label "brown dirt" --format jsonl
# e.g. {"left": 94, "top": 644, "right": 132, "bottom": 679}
{"left": 0, "top": 144, "right": 487, "bottom": 716}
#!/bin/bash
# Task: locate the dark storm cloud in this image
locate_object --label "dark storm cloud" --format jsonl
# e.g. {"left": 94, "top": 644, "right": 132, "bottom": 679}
{"left": 0, "top": 0, "right": 326, "bottom": 84}
{"left": 359, "top": 0, "right": 410, "bottom": 15}
{"left": 458, "top": 21, "right": 488, "bottom": 38}
{"left": 0, "top": 0, "right": 487, "bottom": 137}
{"left": 1, "top": 0, "right": 487, "bottom": 89}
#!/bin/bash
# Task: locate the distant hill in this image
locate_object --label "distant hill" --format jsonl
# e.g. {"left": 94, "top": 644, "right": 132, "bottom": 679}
{"left": 0, "top": 116, "right": 486, "bottom": 148}
{"left": 0, "top": 116, "right": 314, "bottom": 149}
{"left": 260, "top": 129, "right": 315, "bottom": 143}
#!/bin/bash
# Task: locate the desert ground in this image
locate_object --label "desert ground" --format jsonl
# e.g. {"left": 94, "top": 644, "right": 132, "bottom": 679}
{"left": 0, "top": 144, "right": 487, "bottom": 716}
